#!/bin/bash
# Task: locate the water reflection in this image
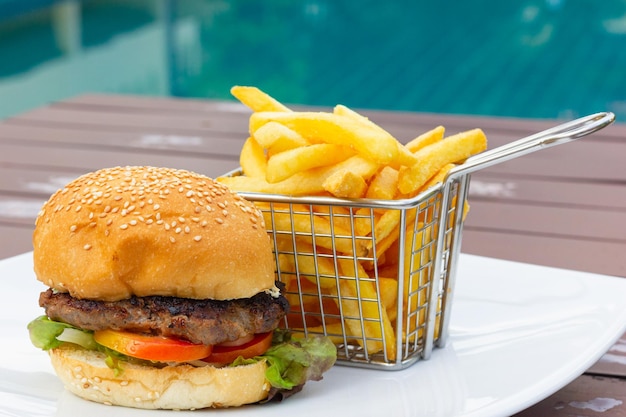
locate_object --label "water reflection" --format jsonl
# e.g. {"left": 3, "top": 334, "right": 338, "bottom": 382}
{"left": 0, "top": 0, "right": 625, "bottom": 121}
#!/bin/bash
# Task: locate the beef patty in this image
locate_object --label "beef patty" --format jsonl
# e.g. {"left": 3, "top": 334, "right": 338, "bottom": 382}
{"left": 40, "top": 287, "right": 289, "bottom": 346}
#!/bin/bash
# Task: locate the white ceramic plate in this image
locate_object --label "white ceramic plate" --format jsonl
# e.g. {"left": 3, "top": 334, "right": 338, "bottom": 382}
{"left": 2, "top": 252, "right": 626, "bottom": 417}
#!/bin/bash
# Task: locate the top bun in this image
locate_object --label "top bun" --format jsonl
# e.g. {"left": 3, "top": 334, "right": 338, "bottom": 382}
{"left": 33, "top": 166, "right": 276, "bottom": 302}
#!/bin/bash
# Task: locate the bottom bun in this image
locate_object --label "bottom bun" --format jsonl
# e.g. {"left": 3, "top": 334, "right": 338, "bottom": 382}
{"left": 49, "top": 346, "right": 270, "bottom": 409}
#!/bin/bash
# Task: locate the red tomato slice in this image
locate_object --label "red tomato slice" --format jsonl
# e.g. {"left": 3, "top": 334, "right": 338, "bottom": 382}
{"left": 203, "top": 332, "right": 273, "bottom": 365}
{"left": 94, "top": 329, "right": 213, "bottom": 362}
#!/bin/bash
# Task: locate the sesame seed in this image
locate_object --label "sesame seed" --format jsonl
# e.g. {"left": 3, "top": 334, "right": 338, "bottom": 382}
{"left": 89, "top": 222, "right": 96, "bottom": 228}
{"left": 169, "top": 236, "right": 176, "bottom": 243}
{"left": 70, "top": 225, "right": 77, "bottom": 232}
{"left": 215, "top": 218, "right": 224, "bottom": 224}
{"left": 75, "top": 205, "right": 82, "bottom": 212}
{"left": 186, "top": 191, "right": 194, "bottom": 197}
{"left": 129, "top": 220, "right": 137, "bottom": 226}
{"left": 164, "top": 223, "right": 170, "bottom": 231}
{"left": 222, "top": 209, "right": 228, "bottom": 216}
{"left": 175, "top": 227, "right": 182, "bottom": 234}
{"left": 114, "top": 196, "right": 122, "bottom": 201}
{"left": 194, "top": 235, "right": 202, "bottom": 242}
{"left": 153, "top": 204, "right": 160, "bottom": 210}
{"left": 120, "top": 224, "right": 128, "bottom": 230}
{"left": 106, "top": 219, "right": 113, "bottom": 226}
{"left": 84, "top": 244, "right": 92, "bottom": 250}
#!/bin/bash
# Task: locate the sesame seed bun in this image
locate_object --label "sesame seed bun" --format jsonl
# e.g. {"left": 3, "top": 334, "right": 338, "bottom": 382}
{"left": 49, "top": 345, "right": 270, "bottom": 409}
{"left": 32, "top": 166, "right": 276, "bottom": 302}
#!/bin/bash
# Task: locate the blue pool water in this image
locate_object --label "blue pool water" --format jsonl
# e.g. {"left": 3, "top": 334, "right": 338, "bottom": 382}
{"left": 1, "top": 0, "right": 625, "bottom": 122}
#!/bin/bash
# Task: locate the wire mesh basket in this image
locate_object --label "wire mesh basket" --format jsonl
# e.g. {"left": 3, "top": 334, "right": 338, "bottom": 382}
{"left": 224, "top": 112, "right": 614, "bottom": 370}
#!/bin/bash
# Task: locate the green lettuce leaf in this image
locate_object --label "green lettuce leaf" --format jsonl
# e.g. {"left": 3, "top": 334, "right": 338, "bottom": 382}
{"left": 27, "top": 315, "right": 96, "bottom": 350}
{"left": 27, "top": 316, "right": 151, "bottom": 376}
{"left": 234, "top": 329, "right": 337, "bottom": 392}
{"left": 28, "top": 317, "right": 337, "bottom": 396}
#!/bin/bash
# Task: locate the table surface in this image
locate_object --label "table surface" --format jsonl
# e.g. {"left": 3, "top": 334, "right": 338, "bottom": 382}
{"left": 1, "top": 94, "right": 625, "bottom": 416}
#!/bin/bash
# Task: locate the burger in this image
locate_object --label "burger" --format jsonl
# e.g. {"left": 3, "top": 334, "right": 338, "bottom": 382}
{"left": 27, "top": 166, "right": 336, "bottom": 410}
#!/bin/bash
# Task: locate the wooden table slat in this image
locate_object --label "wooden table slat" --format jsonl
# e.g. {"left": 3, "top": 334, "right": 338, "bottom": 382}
{"left": 0, "top": 123, "right": 246, "bottom": 156}
{"left": 461, "top": 228, "right": 625, "bottom": 277}
{"left": 470, "top": 173, "right": 626, "bottom": 210}
{"left": 0, "top": 143, "right": 238, "bottom": 178}
{"left": 1, "top": 94, "right": 625, "bottom": 417}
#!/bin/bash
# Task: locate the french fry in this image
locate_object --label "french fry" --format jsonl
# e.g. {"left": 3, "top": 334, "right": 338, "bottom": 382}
{"left": 373, "top": 210, "right": 402, "bottom": 244}
{"left": 351, "top": 207, "right": 376, "bottom": 237}
{"left": 239, "top": 136, "right": 267, "bottom": 178}
{"left": 402, "top": 222, "right": 436, "bottom": 341}
{"left": 266, "top": 143, "right": 354, "bottom": 183}
{"left": 333, "top": 104, "right": 417, "bottom": 168}
{"left": 336, "top": 258, "right": 396, "bottom": 361}
{"left": 253, "top": 121, "right": 309, "bottom": 154}
{"left": 219, "top": 155, "right": 379, "bottom": 196}
{"left": 322, "top": 169, "right": 368, "bottom": 198}
{"left": 300, "top": 322, "right": 350, "bottom": 345}
{"left": 262, "top": 205, "right": 368, "bottom": 256}
{"left": 398, "top": 128, "right": 487, "bottom": 194}
{"left": 366, "top": 166, "right": 399, "bottom": 201}
{"left": 418, "top": 163, "right": 455, "bottom": 193}
{"left": 230, "top": 85, "right": 291, "bottom": 112}
{"left": 221, "top": 85, "right": 490, "bottom": 362}
{"left": 310, "top": 205, "right": 355, "bottom": 234}
{"left": 250, "top": 111, "right": 399, "bottom": 165}
{"left": 275, "top": 237, "right": 338, "bottom": 289}
{"left": 405, "top": 125, "right": 445, "bottom": 153}
{"left": 378, "top": 277, "right": 399, "bottom": 322}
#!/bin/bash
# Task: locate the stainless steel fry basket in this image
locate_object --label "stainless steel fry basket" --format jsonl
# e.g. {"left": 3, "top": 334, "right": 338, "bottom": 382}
{"left": 225, "top": 112, "right": 614, "bottom": 370}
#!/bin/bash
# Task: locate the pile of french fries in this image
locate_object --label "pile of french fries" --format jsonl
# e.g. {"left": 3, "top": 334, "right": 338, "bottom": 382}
{"left": 218, "top": 86, "right": 487, "bottom": 362}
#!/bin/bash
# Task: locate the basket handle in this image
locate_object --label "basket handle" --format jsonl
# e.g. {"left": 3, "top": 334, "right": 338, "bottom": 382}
{"left": 446, "top": 112, "right": 615, "bottom": 181}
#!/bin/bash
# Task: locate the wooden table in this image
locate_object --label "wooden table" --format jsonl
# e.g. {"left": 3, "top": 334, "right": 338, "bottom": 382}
{"left": 1, "top": 94, "right": 625, "bottom": 416}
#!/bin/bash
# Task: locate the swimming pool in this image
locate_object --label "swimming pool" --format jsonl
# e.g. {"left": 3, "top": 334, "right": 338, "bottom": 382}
{"left": 1, "top": 0, "right": 625, "bottom": 122}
